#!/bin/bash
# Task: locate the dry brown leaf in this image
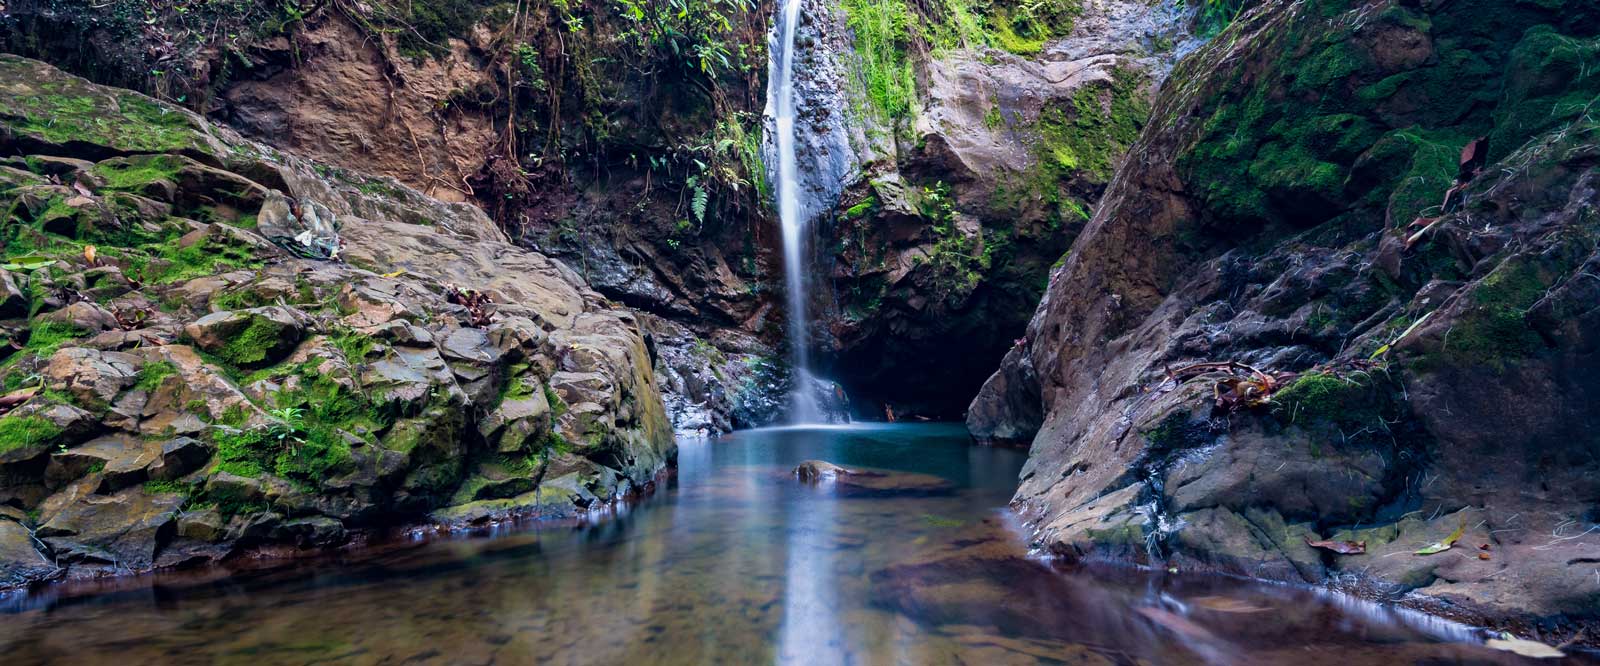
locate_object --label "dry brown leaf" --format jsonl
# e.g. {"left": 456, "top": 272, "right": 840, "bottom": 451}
{"left": 1305, "top": 537, "right": 1366, "bottom": 555}
{"left": 0, "top": 386, "right": 41, "bottom": 412}
{"left": 1191, "top": 596, "right": 1269, "bottom": 613}
{"left": 1485, "top": 637, "right": 1564, "bottom": 659}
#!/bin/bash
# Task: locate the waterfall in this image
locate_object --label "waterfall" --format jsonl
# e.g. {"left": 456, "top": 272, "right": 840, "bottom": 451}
{"left": 768, "top": 0, "right": 824, "bottom": 423}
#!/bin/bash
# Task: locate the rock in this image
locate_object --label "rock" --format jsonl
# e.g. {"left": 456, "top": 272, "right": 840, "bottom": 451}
{"left": 182, "top": 306, "right": 305, "bottom": 368}
{"left": 0, "top": 519, "right": 56, "bottom": 587}
{"left": 175, "top": 508, "right": 227, "bottom": 543}
{"left": 0, "top": 268, "right": 27, "bottom": 318}
{"left": 43, "top": 347, "right": 140, "bottom": 405}
{"left": 966, "top": 0, "right": 1600, "bottom": 634}
{"left": 480, "top": 389, "right": 551, "bottom": 455}
{"left": 280, "top": 516, "right": 346, "bottom": 547}
{"left": 146, "top": 437, "right": 210, "bottom": 481}
{"left": 36, "top": 486, "right": 185, "bottom": 568}
{"left": 37, "top": 301, "right": 120, "bottom": 332}
{"left": 204, "top": 471, "right": 271, "bottom": 507}
{"left": 0, "top": 55, "right": 677, "bottom": 586}
{"left": 43, "top": 435, "right": 126, "bottom": 488}
{"left": 795, "top": 460, "right": 853, "bottom": 482}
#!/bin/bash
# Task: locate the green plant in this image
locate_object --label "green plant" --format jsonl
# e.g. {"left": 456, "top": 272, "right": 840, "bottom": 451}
{"left": 611, "top": 0, "right": 756, "bottom": 79}
{"left": 0, "top": 414, "right": 64, "bottom": 455}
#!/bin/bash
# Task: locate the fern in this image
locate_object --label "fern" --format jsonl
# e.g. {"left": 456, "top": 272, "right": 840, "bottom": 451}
{"left": 691, "top": 186, "right": 710, "bottom": 223}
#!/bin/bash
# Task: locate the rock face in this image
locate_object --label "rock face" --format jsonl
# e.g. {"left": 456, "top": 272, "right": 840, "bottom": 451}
{"left": 971, "top": 0, "right": 1600, "bottom": 633}
{"left": 809, "top": 0, "right": 1195, "bottom": 416}
{"left": 0, "top": 0, "right": 1198, "bottom": 423}
{"left": 0, "top": 0, "right": 791, "bottom": 432}
{"left": 0, "top": 55, "right": 672, "bottom": 585}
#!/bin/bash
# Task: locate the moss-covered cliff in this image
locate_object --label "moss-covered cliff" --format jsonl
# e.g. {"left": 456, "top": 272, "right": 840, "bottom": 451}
{"left": 0, "top": 55, "right": 673, "bottom": 585}
{"left": 971, "top": 0, "right": 1600, "bottom": 635}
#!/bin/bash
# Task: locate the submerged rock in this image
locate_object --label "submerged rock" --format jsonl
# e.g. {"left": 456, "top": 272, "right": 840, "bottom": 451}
{"left": 793, "top": 461, "right": 955, "bottom": 497}
{"left": 794, "top": 460, "right": 853, "bottom": 482}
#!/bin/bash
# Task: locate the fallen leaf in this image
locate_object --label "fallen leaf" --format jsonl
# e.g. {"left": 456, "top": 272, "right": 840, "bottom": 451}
{"left": 0, "top": 386, "right": 40, "bottom": 411}
{"left": 1478, "top": 552, "right": 1490, "bottom": 561}
{"left": 1485, "top": 637, "right": 1565, "bottom": 659}
{"left": 1306, "top": 538, "right": 1366, "bottom": 555}
{"left": 1, "top": 255, "right": 57, "bottom": 271}
{"left": 1191, "top": 596, "right": 1269, "bottom": 613}
{"left": 1416, "top": 522, "right": 1466, "bottom": 555}
{"left": 382, "top": 270, "right": 406, "bottom": 278}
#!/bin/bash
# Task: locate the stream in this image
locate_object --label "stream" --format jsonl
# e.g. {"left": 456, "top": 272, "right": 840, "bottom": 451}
{"left": 0, "top": 424, "right": 1589, "bottom": 665}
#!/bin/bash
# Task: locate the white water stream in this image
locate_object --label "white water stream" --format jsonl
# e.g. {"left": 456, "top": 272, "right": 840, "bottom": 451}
{"left": 767, "top": 0, "right": 824, "bottom": 423}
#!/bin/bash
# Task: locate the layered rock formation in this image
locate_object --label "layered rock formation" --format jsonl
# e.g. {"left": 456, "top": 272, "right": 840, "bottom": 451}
{"left": 0, "top": 0, "right": 791, "bottom": 432}
{"left": 0, "top": 55, "right": 672, "bottom": 585}
{"left": 971, "top": 0, "right": 1600, "bottom": 633}
{"left": 808, "top": 0, "right": 1195, "bottom": 416}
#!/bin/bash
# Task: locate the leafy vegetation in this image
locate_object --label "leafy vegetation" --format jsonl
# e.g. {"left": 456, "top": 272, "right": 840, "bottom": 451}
{"left": 839, "top": 0, "right": 1084, "bottom": 125}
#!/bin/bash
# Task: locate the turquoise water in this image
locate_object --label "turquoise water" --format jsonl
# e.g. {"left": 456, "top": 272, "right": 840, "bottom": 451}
{"left": 0, "top": 424, "right": 1584, "bottom": 664}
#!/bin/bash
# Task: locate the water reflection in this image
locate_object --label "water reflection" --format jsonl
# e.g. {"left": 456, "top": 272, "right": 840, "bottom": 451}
{"left": 0, "top": 424, "right": 1591, "bottom": 665}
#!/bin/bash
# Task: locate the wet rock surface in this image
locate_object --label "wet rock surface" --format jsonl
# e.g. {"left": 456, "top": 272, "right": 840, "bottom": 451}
{"left": 970, "top": 0, "right": 1600, "bottom": 636}
{"left": 0, "top": 55, "right": 672, "bottom": 586}
{"left": 812, "top": 0, "right": 1196, "bottom": 417}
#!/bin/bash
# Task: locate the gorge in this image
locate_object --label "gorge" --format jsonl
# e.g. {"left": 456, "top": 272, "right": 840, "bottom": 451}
{"left": 0, "top": 0, "right": 1598, "bottom": 663}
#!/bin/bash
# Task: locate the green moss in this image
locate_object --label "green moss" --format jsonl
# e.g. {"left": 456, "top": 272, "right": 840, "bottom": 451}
{"left": 1035, "top": 68, "right": 1151, "bottom": 182}
{"left": 329, "top": 327, "right": 376, "bottom": 364}
{"left": 139, "top": 231, "right": 261, "bottom": 284}
{"left": 502, "top": 373, "right": 538, "bottom": 403}
{"left": 386, "top": 0, "right": 492, "bottom": 61}
{"left": 133, "top": 360, "right": 179, "bottom": 393}
{"left": 545, "top": 385, "right": 567, "bottom": 419}
{"left": 1142, "top": 412, "right": 1214, "bottom": 451}
{"left": 0, "top": 414, "right": 64, "bottom": 455}
{"left": 209, "top": 287, "right": 272, "bottom": 312}
{"left": 214, "top": 317, "right": 284, "bottom": 367}
{"left": 92, "top": 154, "right": 184, "bottom": 190}
{"left": 1272, "top": 372, "right": 1394, "bottom": 432}
{"left": 3, "top": 76, "right": 210, "bottom": 156}
{"left": 840, "top": 0, "right": 917, "bottom": 124}
{"left": 24, "top": 321, "right": 86, "bottom": 357}
{"left": 1489, "top": 26, "right": 1600, "bottom": 163}
{"left": 143, "top": 479, "right": 195, "bottom": 496}
{"left": 1422, "top": 259, "right": 1553, "bottom": 370}
{"left": 989, "top": 0, "right": 1081, "bottom": 54}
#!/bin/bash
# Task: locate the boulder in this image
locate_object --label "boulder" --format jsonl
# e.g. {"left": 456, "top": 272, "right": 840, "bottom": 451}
{"left": 0, "top": 520, "right": 55, "bottom": 587}
{"left": 182, "top": 306, "right": 306, "bottom": 368}
{"left": 37, "top": 301, "right": 120, "bottom": 333}
{"left": 795, "top": 460, "right": 853, "bottom": 482}
{"left": 43, "top": 347, "right": 139, "bottom": 405}
{"left": 479, "top": 385, "right": 551, "bottom": 455}
{"left": 36, "top": 486, "right": 185, "bottom": 568}
{"left": 0, "top": 269, "right": 27, "bottom": 318}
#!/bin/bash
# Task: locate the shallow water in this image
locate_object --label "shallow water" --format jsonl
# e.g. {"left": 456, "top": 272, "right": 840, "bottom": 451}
{"left": 0, "top": 424, "right": 1589, "bottom": 665}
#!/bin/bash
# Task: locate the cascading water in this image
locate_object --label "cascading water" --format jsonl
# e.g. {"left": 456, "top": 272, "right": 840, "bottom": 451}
{"left": 767, "top": 0, "right": 824, "bottom": 423}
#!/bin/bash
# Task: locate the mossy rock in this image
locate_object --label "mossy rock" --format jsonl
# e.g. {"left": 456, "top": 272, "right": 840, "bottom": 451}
{"left": 182, "top": 307, "right": 305, "bottom": 369}
{"left": 0, "top": 54, "right": 227, "bottom": 162}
